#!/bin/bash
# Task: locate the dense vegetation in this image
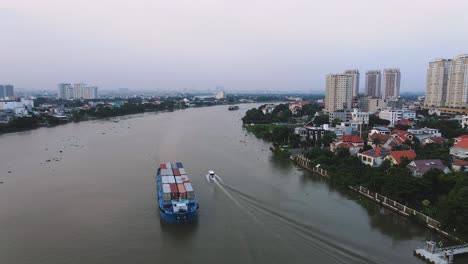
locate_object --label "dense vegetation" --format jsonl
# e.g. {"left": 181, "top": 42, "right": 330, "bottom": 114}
{"left": 416, "top": 118, "right": 466, "bottom": 138}
{"left": 303, "top": 146, "right": 468, "bottom": 240}
{"left": 242, "top": 103, "right": 322, "bottom": 124}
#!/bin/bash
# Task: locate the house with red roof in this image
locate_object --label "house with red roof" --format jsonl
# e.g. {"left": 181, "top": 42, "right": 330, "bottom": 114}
{"left": 368, "top": 133, "right": 391, "bottom": 148}
{"left": 394, "top": 119, "right": 414, "bottom": 126}
{"left": 384, "top": 150, "right": 417, "bottom": 165}
{"left": 330, "top": 135, "right": 365, "bottom": 156}
{"left": 452, "top": 159, "right": 468, "bottom": 172}
{"left": 450, "top": 139, "right": 468, "bottom": 159}
{"left": 358, "top": 147, "right": 391, "bottom": 167}
{"left": 390, "top": 129, "right": 414, "bottom": 145}
{"left": 454, "top": 135, "right": 468, "bottom": 144}
{"left": 422, "top": 137, "right": 447, "bottom": 145}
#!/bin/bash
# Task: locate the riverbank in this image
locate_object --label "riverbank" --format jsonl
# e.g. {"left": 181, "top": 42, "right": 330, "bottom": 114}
{"left": 293, "top": 153, "right": 465, "bottom": 244}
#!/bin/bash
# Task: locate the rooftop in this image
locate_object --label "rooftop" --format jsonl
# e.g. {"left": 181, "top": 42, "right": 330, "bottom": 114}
{"left": 360, "top": 147, "right": 390, "bottom": 158}
{"left": 388, "top": 150, "right": 416, "bottom": 164}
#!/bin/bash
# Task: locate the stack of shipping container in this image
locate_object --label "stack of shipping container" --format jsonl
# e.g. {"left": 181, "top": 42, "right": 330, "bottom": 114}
{"left": 160, "top": 162, "right": 194, "bottom": 203}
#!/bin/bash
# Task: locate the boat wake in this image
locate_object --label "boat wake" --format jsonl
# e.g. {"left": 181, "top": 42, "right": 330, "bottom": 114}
{"left": 217, "top": 181, "right": 378, "bottom": 264}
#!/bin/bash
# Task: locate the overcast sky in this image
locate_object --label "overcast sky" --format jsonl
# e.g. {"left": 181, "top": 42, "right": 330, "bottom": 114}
{"left": 1, "top": 0, "right": 468, "bottom": 92}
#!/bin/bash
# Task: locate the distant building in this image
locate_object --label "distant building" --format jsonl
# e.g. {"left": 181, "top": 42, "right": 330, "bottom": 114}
{"left": 369, "top": 126, "right": 391, "bottom": 136}
{"left": 424, "top": 54, "right": 468, "bottom": 108}
{"left": 215, "top": 91, "right": 226, "bottom": 99}
{"left": 382, "top": 68, "right": 401, "bottom": 99}
{"left": 325, "top": 74, "right": 353, "bottom": 111}
{"left": 259, "top": 104, "right": 275, "bottom": 114}
{"left": 289, "top": 101, "right": 310, "bottom": 114}
{"left": 452, "top": 159, "right": 468, "bottom": 172}
{"left": 365, "top": 70, "right": 381, "bottom": 98}
{"left": 425, "top": 58, "right": 451, "bottom": 107}
{"left": 330, "top": 135, "right": 364, "bottom": 156}
{"left": 0, "top": 85, "right": 14, "bottom": 98}
{"left": 57, "top": 83, "right": 98, "bottom": 99}
{"left": 344, "top": 69, "right": 360, "bottom": 97}
{"left": 360, "top": 98, "right": 386, "bottom": 112}
{"left": 422, "top": 137, "right": 446, "bottom": 145}
{"left": 329, "top": 110, "right": 351, "bottom": 123}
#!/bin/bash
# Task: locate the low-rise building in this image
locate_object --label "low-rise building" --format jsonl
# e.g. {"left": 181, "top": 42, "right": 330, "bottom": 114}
{"left": 422, "top": 137, "right": 447, "bottom": 145}
{"left": 368, "top": 133, "right": 391, "bottom": 148}
{"left": 379, "top": 109, "right": 416, "bottom": 125}
{"left": 452, "top": 159, "right": 468, "bottom": 172}
{"left": 360, "top": 98, "right": 387, "bottom": 112}
{"left": 259, "top": 104, "right": 276, "bottom": 114}
{"left": 330, "top": 135, "right": 365, "bottom": 156}
{"left": 407, "top": 127, "right": 442, "bottom": 141}
{"left": 369, "top": 126, "right": 391, "bottom": 135}
{"left": 384, "top": 150, "right": 416, "bottom": 165}
{"left": 289, "top": 101, "right": 311, "bottom": 114}
{"left": 450, "top": 139, "right": 468, "bottom": 159}
{"left": 358, "top": 147, "right": 391, "bottom": 167}
{"left": 407, "top": 159, "right": 449, "bottom": 177}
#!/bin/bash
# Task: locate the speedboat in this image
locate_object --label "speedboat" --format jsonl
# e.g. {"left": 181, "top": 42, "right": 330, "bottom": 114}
{"left": 208, "top": 170, "right": 215, "bottom": 179}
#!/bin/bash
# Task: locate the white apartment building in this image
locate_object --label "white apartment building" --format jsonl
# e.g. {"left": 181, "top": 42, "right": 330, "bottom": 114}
{"left": 379, "top": 109, "right": 415, "bottom": 125}
{"left": 58, "top": 83, "right": 98, "bottom": 99}
{"left": 344, "top": 69, "right": 360, "bottom": 97}
{"left": 425, "top": 59, "right": 451, "bottom": 107}
{"left": 382, "top": 68, "right": 401, "bottom": 99}
{"left": 325, "top": 74, "right": 353, "bottom": 112}
{"left": 424, "top": 54, "right": 468, "bottom": 108}
{"left": 446, "top": 54, "right": 468, "bottom": 108}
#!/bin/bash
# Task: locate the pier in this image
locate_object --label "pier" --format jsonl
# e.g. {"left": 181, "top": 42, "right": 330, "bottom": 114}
{"left": 414, "top": 241, "right": 468, "bottom": 264}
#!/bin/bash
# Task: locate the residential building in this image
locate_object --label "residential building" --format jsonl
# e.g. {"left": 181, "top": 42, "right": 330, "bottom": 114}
{"left": 384, "top": 150, "right": 416, "bottom": 165}
{"left": 454, "top": 135, "right": 468, "bottom": 144}
{"left": 360, "top": 98, "right": 386, "bottom": 112}
{"left": 344, "top": 69, "right": 360, "bottom": 97}
{"left": 365, "top": 70, "right": 381, "bottom": 98}
{"left": 379, "top": 109, "right": 416, "bottom": 125}
{"left": 407, "top": 160, "right": 449, "bottom": 177}
{"left": 446, "top": 54, "right": 468, "bottom": 108}
{"left": 368, "top": 133, "right": 391, "bottom": 148}
{"left": 425, "top": 58, "right": 451, "bottom": 107}
{"left": 57, "top": 83, "right": 99, "bottom": 99}
{"left": 422, "top": 137, "right": 447, "bottom": 145}
{"left": 452, "top": 159, "right": 468, "bottom": 172}
{"left": 259, "top": 104, "right": 275, "bottom": 114}
{"left": 215, "top": 91, "right": 226, "bottom": 99}
{"left": 424, "top": 54, "right": 468, "bottom": 108}
{"left": 382, "top": 68, "right": 401, "bottom": 99}
{"left": 369, "top": 126, "right": 391, "bottom": 135}
{"left": 390, "top": 129, "right": 414, "bottom": 145}
{"left": 330, "top": 135, "right": 364, "bottom": 156}
{"left": 325, "top": 74, "right": 353, "bottom": 111}
{"left": 358, "top": 147, "right": 390, "bottom": 167}
{"left": 351, "top": 108, "right": 369, "bottom": 125}
{"left": 407, "top": 127, "right": 442, "bottom": 141}
{"left": 0, "top": 85, "right": 15, "bottom": 98}
{"left": 289, "top": 101, "right": 310, "bottom": 114}
{"left": 329, "top": 110, "right": 351, "bottom": 123}
{"left": 450, "top": 139, "right": 468, "bottom": 159}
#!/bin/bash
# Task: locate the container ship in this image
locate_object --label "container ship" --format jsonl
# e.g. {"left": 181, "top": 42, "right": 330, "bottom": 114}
{"left": 156, "top": 162, "right": 199, "bottom": 223}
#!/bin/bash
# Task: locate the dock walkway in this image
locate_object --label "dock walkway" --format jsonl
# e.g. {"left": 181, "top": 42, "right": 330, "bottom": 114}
{"left": 414, "top": 241, "right": 468, "bottom": 264}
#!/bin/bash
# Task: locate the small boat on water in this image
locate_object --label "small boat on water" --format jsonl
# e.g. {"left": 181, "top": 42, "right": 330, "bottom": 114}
{"left": 228, "top": 105, "right": 239, "bottom": 111}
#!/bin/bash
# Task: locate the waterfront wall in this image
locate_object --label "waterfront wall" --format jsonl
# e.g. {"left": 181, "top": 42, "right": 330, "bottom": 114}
{"left": 292, "top": 154, "right": 464, "bottom": 243}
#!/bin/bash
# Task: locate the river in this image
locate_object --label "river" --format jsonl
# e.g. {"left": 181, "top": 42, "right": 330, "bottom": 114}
{"left": 0, "top": 104, "right": 455, "bottom": 264}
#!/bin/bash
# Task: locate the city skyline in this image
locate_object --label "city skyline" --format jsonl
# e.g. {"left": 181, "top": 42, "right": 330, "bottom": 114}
{"left": 1, "top": 1, "right": 468, "bottom": 92}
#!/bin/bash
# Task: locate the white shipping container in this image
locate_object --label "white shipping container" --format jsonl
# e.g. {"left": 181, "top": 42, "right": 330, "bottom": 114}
{"left": 166, "top": 162, "right": 172, "bottom": 169}
{"left": 175, "top": 176, "right": 183, "bottom": 184}
{"left": 180, "top": 175, "right": 189, "bottom": 182}
{"left": 164, "top": 176, "right": 176, "bottom": 184}
{"left": 179, "top": 168, "right": 186, "bottom": 175}
{"left": 184, "top": 182, "right": 195, "bottom": 200}
{"left": 161, "top": 169, "right": 170, "bottom": 176}
{"left": 162, "top": 176, "right": 176, "bottom": 184}
{"left": 162, "top": 184, "right": 172, "bottom": 201}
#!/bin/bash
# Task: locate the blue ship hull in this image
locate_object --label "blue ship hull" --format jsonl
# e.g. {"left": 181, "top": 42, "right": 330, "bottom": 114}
{"left": 157, "top": 167, "right": 198, "bottom": 224}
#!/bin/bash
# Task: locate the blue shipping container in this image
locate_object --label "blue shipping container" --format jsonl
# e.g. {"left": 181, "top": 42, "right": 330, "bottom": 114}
{"left": 176, "top": 162, "right": 184, "bottom": 168}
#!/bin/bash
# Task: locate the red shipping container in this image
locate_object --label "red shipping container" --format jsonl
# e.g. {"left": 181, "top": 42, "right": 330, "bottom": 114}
{"left": 177, "top": 184, "right": 187, "bottom": 199}
{"left": 169, "top": 183, "right": 179, "bottom": 200}
{"left": 172, "top": 168, "right": 181, "bottom": 176}
{"left": 160, "top": 163, "right": 167, "bottom": 169}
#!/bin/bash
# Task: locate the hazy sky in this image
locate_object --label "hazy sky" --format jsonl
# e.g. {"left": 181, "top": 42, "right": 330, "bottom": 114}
{"left": 1, "top": 0, "right": 468, "bottom": 92}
